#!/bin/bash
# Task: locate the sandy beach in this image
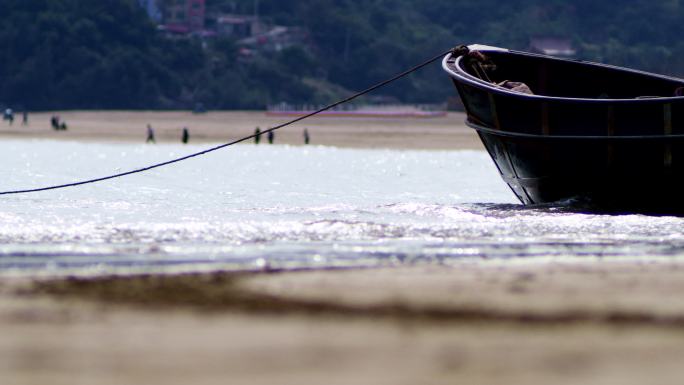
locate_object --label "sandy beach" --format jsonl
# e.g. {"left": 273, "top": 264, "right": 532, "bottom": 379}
{"left": 2, "top": 110, "right": 483, "bottom": 150}
{"left": 2, "top": 111, "right": 683, "bottom": 385}
{"left": 6, "top": 260, "right": 684, "bottom": 385}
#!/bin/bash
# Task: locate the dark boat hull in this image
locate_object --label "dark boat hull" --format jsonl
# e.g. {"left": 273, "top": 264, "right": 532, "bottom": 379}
{"left": 444, "top": 45, "right": 684, "bottom": 214}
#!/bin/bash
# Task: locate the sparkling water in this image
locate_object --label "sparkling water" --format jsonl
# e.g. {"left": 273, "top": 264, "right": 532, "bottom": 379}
{"left": 2, "top": 140, "right": 684, "bottom": 276}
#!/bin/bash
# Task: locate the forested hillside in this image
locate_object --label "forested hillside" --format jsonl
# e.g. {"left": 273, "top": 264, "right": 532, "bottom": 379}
{"left": 2, "top": 0, "right": 684, "bottom": 110}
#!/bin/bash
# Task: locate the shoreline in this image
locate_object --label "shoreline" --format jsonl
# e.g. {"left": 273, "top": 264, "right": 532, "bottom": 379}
{"left": 0, "top": 110, "right": 483, "bottom": 150}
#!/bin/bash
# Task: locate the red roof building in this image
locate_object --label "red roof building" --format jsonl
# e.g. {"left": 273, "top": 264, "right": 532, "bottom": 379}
{"left": 186, "top": 0, "right": 205, "bottom": 31}
{"left": 161, "top": 0, "right": 206, "bottom": 34}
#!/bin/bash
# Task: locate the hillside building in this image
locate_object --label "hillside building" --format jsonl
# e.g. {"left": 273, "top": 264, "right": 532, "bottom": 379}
{"left": 162, "top": 0, "right": 206, "bottom": 33}
{"left": 216, "top": 15, "right": 266, "bottom": 39}
{"left": 138, "top": 0, "right": 206, "bottom": 34}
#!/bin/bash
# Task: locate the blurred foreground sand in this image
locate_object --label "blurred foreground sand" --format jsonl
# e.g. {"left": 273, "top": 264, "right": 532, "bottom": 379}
{"left": 4, "top": 260, "right": 684, "bottom": 385}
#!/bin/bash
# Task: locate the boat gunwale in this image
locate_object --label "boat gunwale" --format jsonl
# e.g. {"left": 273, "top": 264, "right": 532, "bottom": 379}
{"left": 442, "top": 45, "right": 684, "bottom": 104}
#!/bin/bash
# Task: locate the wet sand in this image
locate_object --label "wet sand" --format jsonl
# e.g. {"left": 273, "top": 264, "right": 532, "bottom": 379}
{"left": 2, "top": 111, "right": 683, "bottom": 384}
{"left": 0, "top": 110, "right": 483, "bottom": 150}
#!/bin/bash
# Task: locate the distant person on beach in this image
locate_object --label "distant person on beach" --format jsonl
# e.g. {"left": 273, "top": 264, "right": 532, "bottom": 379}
{"left": 22, "top": 111, "right": 28, "bottom": 125}
{"left": 50, "top": 115, "right": 66, "bottom": 131}
{"left": 4, "top": 108, "right": 13, "bottom": 125}
{"left": 254, "top": 127, "right": 261, "bottom": 144}
{"left": 182, "top": 127, "right": 189, "bottom": 144}
{"left": 303, "top": 128, "right": 310, "bottom": 145}
{"left": 146, "top": 124, "right": 156, "bottom": 143}
{"left": 267, "top": 130, "right": 274, "bottom": 144}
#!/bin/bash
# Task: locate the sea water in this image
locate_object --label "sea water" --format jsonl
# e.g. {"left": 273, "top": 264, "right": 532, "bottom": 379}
{"left": 2, "top": 140, "right": 684, "bottom": 276}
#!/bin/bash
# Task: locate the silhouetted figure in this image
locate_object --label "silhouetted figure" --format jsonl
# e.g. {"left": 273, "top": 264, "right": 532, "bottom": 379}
{"left": 182, "top": 127, "right": 189, "bottom": 144}
{"left": 50, "top": 115, "right": 66, "bottom": 130}
{"left": 22, "top": 111, "right": 28, "bottom": 125}
{"left": 4, "top": 108, "right": 13, "bottom": 125}
{"left": 267, "top": 130, "right": 274, "bottom": 144}
{"left": 254, "top": 127, "right": 261, "bottom": 144}
{"left": 146, "top": 124, "right": 156, "bottom": 143}
{"left": 303, "top": 128, "right": 310, "bottom": 145}
{"left": 50, "top": 115, "right": 60, "bottom": 130}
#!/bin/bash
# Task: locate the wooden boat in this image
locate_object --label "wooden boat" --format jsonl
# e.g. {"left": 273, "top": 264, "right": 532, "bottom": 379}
{"left": 443, "top": 44, "right": 684, "bottom": 214}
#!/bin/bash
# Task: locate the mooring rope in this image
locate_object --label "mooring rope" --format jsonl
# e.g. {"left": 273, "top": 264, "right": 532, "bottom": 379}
{"left": 0, "top": 46, "right": 463, "bottom": 196}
